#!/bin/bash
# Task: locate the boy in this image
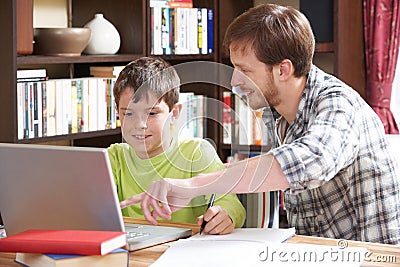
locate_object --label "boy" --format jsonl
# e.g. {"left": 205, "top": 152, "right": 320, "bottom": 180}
{"left": 108, "top": 57, "right": 245, "bottom": 234}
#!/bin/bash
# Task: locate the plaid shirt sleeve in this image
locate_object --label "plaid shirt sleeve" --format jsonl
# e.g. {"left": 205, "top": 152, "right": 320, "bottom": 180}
{"left": 271, "top": 89, "right": 360, "bottom": 193}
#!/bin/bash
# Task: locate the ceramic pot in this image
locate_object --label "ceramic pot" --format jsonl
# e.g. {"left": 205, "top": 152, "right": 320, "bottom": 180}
{"left": 83, "top": 13, "right": 121, "bottom": 55}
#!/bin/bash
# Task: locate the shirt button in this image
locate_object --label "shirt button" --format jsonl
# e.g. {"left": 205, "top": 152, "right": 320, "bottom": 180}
{"left": 292, "top": 207, "right": 297, "bottom": 214}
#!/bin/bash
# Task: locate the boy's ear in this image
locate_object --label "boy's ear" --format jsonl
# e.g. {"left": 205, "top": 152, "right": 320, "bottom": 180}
{"left": 171, "top": 103, "right": 182, "bottom": 120}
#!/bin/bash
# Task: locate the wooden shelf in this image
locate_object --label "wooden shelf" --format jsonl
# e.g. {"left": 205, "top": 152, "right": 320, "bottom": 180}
{"left": 17, "top": 128, "right": 121, "bottom": 144}
{"left": 17, "top": 54, "right": 144, "bottom": 65}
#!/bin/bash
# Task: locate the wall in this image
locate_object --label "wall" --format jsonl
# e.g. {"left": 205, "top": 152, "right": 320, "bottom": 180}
{"left": 33, "top": 0, "right": 67, "bottom": 27}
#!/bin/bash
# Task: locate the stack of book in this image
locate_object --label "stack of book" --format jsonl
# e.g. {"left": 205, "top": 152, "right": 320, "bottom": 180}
{"left": 17, "top": 69, "right": 47, "bottom": 83}
{"left": 0, "top": 229, "right": 129, "bottom": 267}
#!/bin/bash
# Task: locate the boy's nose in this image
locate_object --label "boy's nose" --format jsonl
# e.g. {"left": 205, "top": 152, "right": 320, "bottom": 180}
{"left": 133, "top": 117, "right": 148, "bottom": 129}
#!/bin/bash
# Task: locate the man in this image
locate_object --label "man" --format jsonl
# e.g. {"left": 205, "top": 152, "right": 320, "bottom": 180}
{"left": 121, "top": 4, "right": 400, "bottom": 244}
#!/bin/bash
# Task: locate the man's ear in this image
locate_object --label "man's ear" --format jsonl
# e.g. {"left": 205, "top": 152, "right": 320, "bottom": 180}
{"left": 278, "top": 59, "right": 294, "bottom": 81}
{"left": 171, "top": 103, "right": 182, "bottom": 121}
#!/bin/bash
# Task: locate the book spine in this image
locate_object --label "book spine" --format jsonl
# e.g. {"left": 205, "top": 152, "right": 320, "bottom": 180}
{"left": 81, "top": 79, "right": 89, "bottom": 132}
{"left": 88, "top": 78, "right": 98, "bottom": 132}
{"left": 17, "top": 69, "right": 46, "bottom": 79}
{"left": 201, "top": 8, "right": 208, "bottom": 54}
{"left": 207, "top": 9, "right": 214, "bottom": 54}
{"left": 254, "top": 109, "right": 263, "bottom": 146}
{"left": 46, "top": 80, "right": 56, "bottom": 137}
{"left": 76, "top": 79, "right": 83, "bottom": 133}
{"left": 17, "top": 83, "right": 24, "bottom": 139}
{"left": 41, "top": 81, "right": 46, "bottom": 137}
{"left": 17, "top": 77, "right": 47, "bottom": 83}
{"left": 188, "top": 8, "right": 198, "bottom": 54}
{"left": 223, "top": 91, "right": 233, "bottom": 144}
{"left": 28, "top": 82, "right": 34, "bottom": 138}
{"left": 54, "top": 80, "right": 63, "bottom": 135}
{"left": 152, "top": 6, "right": 163, "bottom": 55}
{"left": 175, "top": 8, "right": 188, "bottom": 54}
{"left": 162, "top": 7, "right": 172, "bottom": 55}
{"left": 70, "top": 80, "right": 78, "bottom": 134}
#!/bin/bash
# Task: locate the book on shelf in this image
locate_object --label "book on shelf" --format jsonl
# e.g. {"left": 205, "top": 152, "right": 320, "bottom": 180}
{"left": 89, "top": 66, "right": 124, "bottom": 78}
{"left": 150, "top": 5, "right": 213, "bottom": 55}
{"left": 14, "top": 248, "right": 129, "bottom": 267}
{"left": 17, "top": 69, "right": 47, "bottom": 83}
{"left": 168, "top": 0, "right": 193, "bottom": 8}
{"left": 222, "top": 91, "right": 233, "bottom": 144}
{"left": 150, "top": 0, "right": 193, "bottom": 8}
{"left": 222, "top": 91, "right": 270, "bottom": 146}
{"left": 0, "top": 229, "right": 127, "bottom": 255}
{"left": 17, "top": 77, "right": 119, "bottom": 140}
{"left": 207, "top": 9, "right": 214, "bottom": 54}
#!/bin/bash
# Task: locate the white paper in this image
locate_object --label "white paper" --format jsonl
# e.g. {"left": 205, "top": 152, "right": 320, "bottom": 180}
{"left": 189, "top": 227, "right": 296, "bottom": 243}
{"left": 151, "top": 228, "right": 366, "bottom": 267}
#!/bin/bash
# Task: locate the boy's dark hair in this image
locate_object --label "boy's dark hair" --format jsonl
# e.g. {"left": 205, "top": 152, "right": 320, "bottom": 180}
{"left": 113, "top": 57, "right": 180, "bottom": 110}
{"left": 223, "top": 4, "right": 315, "bottom": 77}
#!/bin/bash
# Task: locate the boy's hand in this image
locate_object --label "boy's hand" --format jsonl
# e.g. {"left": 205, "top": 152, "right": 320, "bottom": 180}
{"left": 196, "top": 206, "right": 234, "bottom": 235}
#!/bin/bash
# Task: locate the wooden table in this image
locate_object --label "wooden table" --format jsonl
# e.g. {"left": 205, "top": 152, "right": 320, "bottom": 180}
{"left": 1, "top": 218, "right": 399, "bottom": 267}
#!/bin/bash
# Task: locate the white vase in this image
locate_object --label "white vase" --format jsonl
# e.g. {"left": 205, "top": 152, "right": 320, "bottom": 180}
{"left": 83, "top": 13, "right": 121, "bottom": 55}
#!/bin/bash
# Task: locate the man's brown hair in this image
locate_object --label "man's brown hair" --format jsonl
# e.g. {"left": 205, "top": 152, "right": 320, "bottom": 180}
{"left": 223, "top": 4, "right": 315, "bottom": 77}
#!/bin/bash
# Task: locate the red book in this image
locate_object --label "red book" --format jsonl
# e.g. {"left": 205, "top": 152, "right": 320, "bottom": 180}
{"left": 0, "top": 229, "right": 127, "bottom": 255}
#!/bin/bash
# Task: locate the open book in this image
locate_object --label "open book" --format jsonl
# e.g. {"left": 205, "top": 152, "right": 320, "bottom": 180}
{"left": 151, "top": 228, "right": 366, "bottom": 267}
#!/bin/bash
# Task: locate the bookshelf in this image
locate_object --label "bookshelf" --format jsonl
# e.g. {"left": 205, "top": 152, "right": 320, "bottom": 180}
{"left": 0, "top": 0, "right": 364, "bottom": 152}
{"left": 0, "top": 0, "right": 248, "bottom": 147}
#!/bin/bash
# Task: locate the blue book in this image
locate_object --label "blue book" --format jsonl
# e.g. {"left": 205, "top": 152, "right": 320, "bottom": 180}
{"left": 207, "top": 9, "right": 214, "bottom": 54}
{"left": 14, "top": 248, "right": 129, "bottom": 267}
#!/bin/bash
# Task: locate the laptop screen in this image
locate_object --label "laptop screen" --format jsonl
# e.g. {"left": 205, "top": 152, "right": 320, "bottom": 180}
{"left": 0, "top": 143, "right": 125, "bottom": 236}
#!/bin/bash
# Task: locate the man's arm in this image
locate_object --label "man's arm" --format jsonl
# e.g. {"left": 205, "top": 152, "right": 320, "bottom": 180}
{"left": 120, "top": 154, "right": 290, "bottom": 225}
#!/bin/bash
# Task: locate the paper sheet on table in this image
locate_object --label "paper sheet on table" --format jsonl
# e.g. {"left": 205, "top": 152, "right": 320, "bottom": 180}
{"left": 151, "top": 228, "right": 367, "bottom": 267}
{"left": 189, "top": 227, "right": 296, "bottom": 243}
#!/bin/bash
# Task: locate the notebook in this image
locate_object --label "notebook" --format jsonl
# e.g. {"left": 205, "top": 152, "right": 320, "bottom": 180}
{"left": 0, "top": 143, "right": 191, "bottom": 251}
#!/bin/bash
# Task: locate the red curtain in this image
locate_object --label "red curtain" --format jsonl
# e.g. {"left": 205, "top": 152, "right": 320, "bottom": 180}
{"left": 363, "top": 0, "right": 400, "bottom": 134}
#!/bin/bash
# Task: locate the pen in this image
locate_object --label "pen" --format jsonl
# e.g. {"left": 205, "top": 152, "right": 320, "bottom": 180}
{"left": 199, "top": 193, "right": 216, "bottom": 235}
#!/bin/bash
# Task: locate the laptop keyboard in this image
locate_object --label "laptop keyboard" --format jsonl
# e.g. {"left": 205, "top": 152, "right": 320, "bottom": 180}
{"left": 126, "top": 231, "right": 150, "bottom": 241}
{"left": 125, "top": 224, "right": 151, "bottom": 242}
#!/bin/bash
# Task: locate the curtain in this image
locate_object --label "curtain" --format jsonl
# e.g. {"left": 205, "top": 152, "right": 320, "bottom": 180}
{"left": 363, "top": 0, "right": 400, "bottom": 134}
{"left": 391, "top": 52, "right": 400, "bottom": 129}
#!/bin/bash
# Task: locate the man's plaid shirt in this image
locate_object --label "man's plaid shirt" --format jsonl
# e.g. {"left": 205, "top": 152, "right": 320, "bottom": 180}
{"left": 267, "top": 65, "right": 400, "bottom": 244}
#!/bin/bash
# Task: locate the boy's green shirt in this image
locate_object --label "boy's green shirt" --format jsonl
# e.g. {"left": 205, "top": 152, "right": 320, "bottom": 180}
{"left": 107, "top": 138, "right": 246, "bottom": 227}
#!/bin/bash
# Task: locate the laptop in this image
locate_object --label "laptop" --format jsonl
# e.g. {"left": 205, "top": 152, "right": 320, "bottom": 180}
{"left": 0, "top": 143, "right": 191, "bottom": 251}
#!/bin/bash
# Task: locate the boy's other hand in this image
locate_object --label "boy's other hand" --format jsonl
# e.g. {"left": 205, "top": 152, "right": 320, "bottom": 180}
{"left": 196, "top": 206, "right": 234, "bottom": 235}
